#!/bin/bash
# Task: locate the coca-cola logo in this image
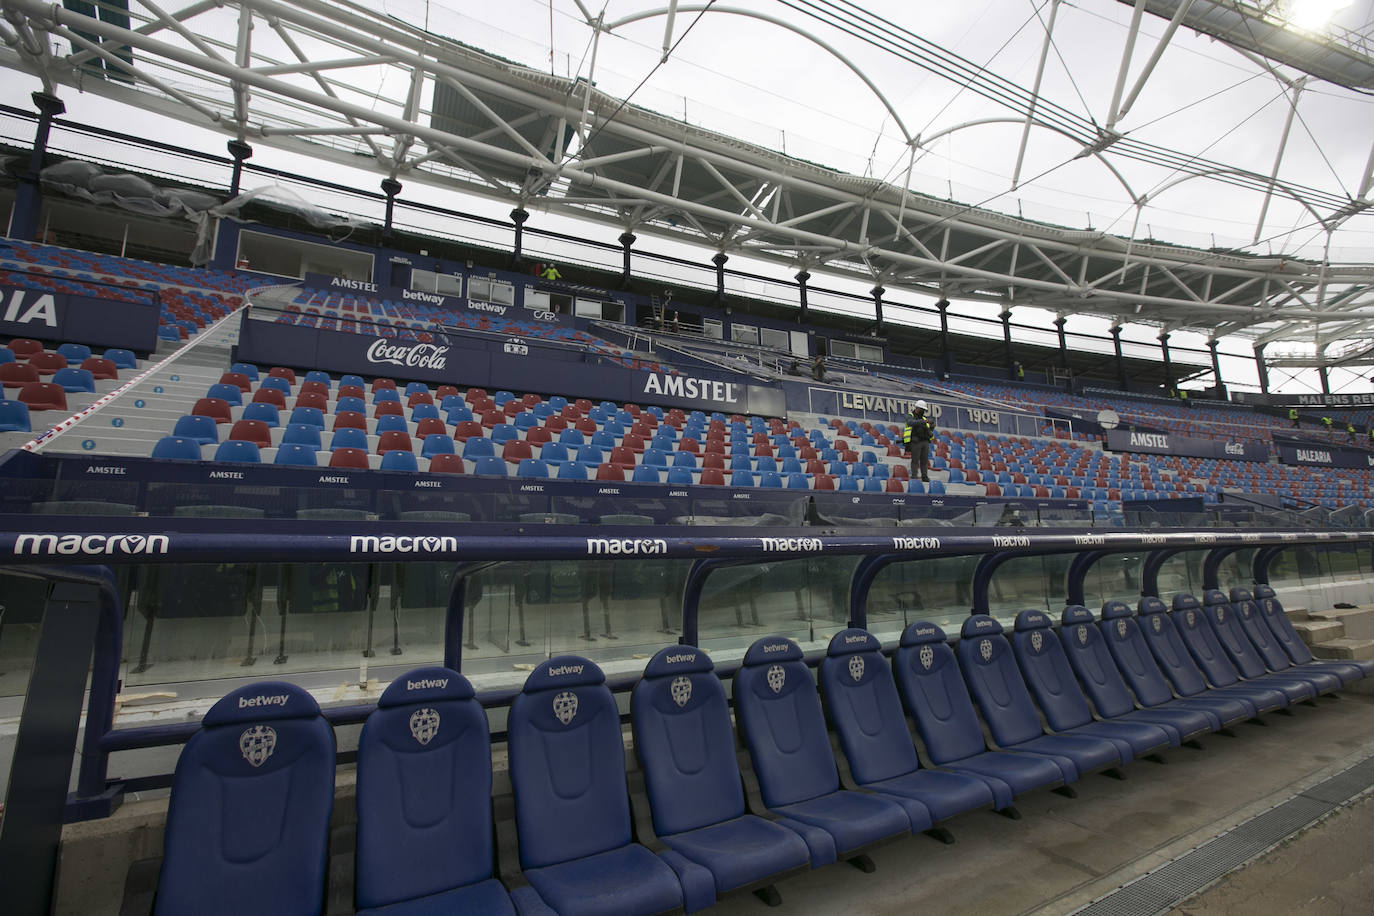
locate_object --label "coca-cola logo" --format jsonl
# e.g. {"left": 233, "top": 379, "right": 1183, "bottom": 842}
{"left": 365, "top": 338, "right": 449, "bottom": 370}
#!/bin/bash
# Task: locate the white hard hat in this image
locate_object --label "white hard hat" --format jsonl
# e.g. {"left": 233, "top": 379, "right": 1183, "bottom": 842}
{"left": 914, "top": 400, "right": 928, "bottom": 411}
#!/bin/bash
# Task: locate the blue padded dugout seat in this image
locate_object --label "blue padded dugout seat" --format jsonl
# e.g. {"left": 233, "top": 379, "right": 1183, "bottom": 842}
{"left": 956, "top": 616, "right": 1125, "bottom": 779}
{"left": 819, "top": 628, "right": 995, "bottom": 828}
{"left": 733, "top": 636, "right": 913, "bottom": 861}
{"left": 152, "top": 682, "right": 334, "bottom": 916}
{"left": 508, "top": 656, "right": 695, "bottom": 915}
{"left": 1199, "top": 590, "right": 1319, "bottom": 703}
{"left": 1251, "top": 584, "right": 1374, "bottom": 680}
{"left": 892, "top": 621, "right": 1066, "bottom": 810}
{"left": 631, "top": 647, "right": 812, "bottom": 903}
{"left": 1059, "top": 605, "right": 1223, "bottom": 740}
{"left": 355, "top": 667, "right": 532, "bottom": 915}
{"left": 1228, "top": 587, "right": 1348, "bottom": 692}
{"left": 1009, "top": 611, "right": 1173, "bottom": 755}
{"left": 1170, "top": 594, "right": 1289, "bottom": 714}
{"left": 1131, "top": 598, "right": 1258, "bottom": 726}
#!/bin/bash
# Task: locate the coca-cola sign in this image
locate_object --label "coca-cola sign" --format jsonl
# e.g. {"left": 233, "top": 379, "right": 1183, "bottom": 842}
{"left": 366, "top": 338, "right": 449, "bottom": 370}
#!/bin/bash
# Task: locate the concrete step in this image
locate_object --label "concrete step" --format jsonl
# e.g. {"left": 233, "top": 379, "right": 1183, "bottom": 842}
{"left": 1284, "top": 605, "right": 1311, "bottom": 621}
{"left": 1293, "top": 619, "right": 1345, "bottom": 646}
{"left": 1310, "top": 637, "right": 1374, "bottom": 661}
{"left": 1309, "top": 607, "right": 1374, "bottom": 640}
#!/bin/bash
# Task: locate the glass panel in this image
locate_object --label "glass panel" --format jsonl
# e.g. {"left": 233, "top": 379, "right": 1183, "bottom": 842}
{"left": 697, "top": 557, "right": 853, "bottom": 658}
{"left": 730, "top": 324, "right": 759, "bottom": 345}
{"left": 865, "top": 554, "right": 980, "bottom": 641}
{"left": 1081, "top": 553, "right": 1147, "bottom": 610}
{"left": 984, "top": 554, "right": 1071, "bottom": 624}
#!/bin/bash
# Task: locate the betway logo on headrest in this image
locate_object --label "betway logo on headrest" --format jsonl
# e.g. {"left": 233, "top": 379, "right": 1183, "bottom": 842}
{"left": 1296, "top": 449, "right": 1331, "bottom": 464}
{"left": 547, "top": 664, "right": 584, "bottom": 677}
{"left": 1224, "top": 442, "right": 1244, "bottom": 455}
{"left": 970, "top": 618, "right": 998, "bottom": 630}
{"left": 366, "top": 339, "right": 449, "bottom": 370}
{"left": 587, "top": 538, "right": 668, "bottom": 555}
{"left": 238, "top": 694, "right": 289, "bottom": 709}
{"left": 14, "top": 533, "right": 170, "bottom": 556}
{"left": 844, "top": 634, "right": 869, "bottom": 644}
{"left": 1130, "top": 432, "right": 1169, "bottom": 449}
{"left": 760, "top": 537, "right": 823, "bottom": 552}
{"left": 762, "top": 643, "right": 791, "bottom": 653}
{"left": 643, "top": 374, "right": 739, "bottom": 404}
{"left": 407, "top": 678, "right": 449, "bottom": 690}
{"left": 351, "top": 535, "right": 457, "bottom": 554}
{"left": 1022, "top": 614, "right": 1046, "bottom": 626}
{"left": 912, "top": 626, "right": 937, "bottom": 638}
{"left": 469, "top": 301, "right": 509, "bottom": 316}
{"left": 664, "top": 653, "right": 697, "bottom": 664}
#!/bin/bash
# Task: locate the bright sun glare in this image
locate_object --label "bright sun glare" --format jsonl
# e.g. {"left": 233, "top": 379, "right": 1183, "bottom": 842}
{"left": 1285, "top": 0, "right": 1353, "bottom": 31}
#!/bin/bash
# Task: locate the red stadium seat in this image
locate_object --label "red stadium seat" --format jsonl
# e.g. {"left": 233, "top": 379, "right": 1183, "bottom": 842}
{"left": 18, "top": 381, "right": 67, "bottom": 412}
{"left": 502, "top": 439, "right": 533, "bottom": 463}
{"left": 8, "top": 338, "right": 42, "bottom": 358}
{"left": 621, "top": 434, "right": 646, "bottom": 453}
{"left": 376, "top": 430, "right": 413, "bottom": 455}
{"left": 525, "top": 427, "right": 552, "bottom": 446}
{"left": 891, "top": 465, "right": 909, "bottom": 480}
{"left": 574, "top": 398, "right": 592, "bottom": 413}
{"left": 575, "top": 417, "right": 597, "bottom": 435}
{"left": 701, "top": 453, "right": 725, "bottom": 471}
{"left": 251, "top": 387, "right": 286, "bottom": 409}
{"left": 453, "top": 420, "right": 483, "bottom": 441}
{"left": 408, "top": 392, "right": 435, "bottom": 408}
{"left": 415, "top": 417, "right": 447, "bottom": 439}
{"left": 337, "top": 384, "right": 365, "bottom": 400}
{"left": 885, "top": 478, "right": 905, "bottom": 493}
{"left": 28, "top": 351, "right": 67, "bottom": 376}
{"left": 1, "top": 362, "right": 40, "bottom": 389}
{"left": 521, "top": 392, "right": 542, "bottom": 408}
{"left": 428, "top": 453, "right": 465, "bottom": 474}
{"left": 329, "top": 447, "right": 370, "bottom": 469}
{"left": 333, "top": 411, "right": 367, "bottom": 431}
{"left": 81, "top": 357, "right": 119, "bottom": 381}
{"left": 609, "top": 446, "right": 636, "bottom": 468}
{"left": 218, "top": 371, "right": 253, "bottom": 392}
{"left": 464, "top": 387, "right": 487, "bottom": 403}
{"left": 374, "top": 401, "right": 404, "bottom": 418}
{"left": 544, "top": 416, "right": 567, "bottom": 432}
{"left": 677, "top": 438, "right": 700, "bottom": 454}
{"left": 812, "top": 474, "right": 835, "bottom": 490}
{"left": 983, "top": 482, "right": 1002, "bottom": 497}
{"left": 268, "top": 366, "right": 296, "bottom": 384}
{"left": 228, "top": 419, "right": 272, "bottom": 448}
{"left": 372, "top": 377, "right": 397, "bottom": 392}
{"left": 192, "top": 397, "right": 232, "bottom": 424}
{"left": 595, "top": 462, "right": 625, "bottom": 481}
{"left": 295, "top": 392, "right": 328, "bottom": 411}
{"left": 298, "top": 380, "right": 329, "bottom": 399}
{"left": 436, "top": 385, "right": 460, "bottom": 401}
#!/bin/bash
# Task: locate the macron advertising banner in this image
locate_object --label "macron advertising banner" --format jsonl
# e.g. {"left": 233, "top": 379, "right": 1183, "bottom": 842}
{"left": 1103, "top": 429, "right": 1270, "bottom": 462}
{"left": 0, "top": 284, "right": 160, "bottom": 351}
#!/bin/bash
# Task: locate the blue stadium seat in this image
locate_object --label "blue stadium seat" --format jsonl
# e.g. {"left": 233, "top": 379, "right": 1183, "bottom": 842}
{"left": 538, "top": 442, "right": 569, "bottom": 465}
{"left": 489, "top": 424, "right": 518, "bottom": 446}
{"left": 861, "top": 477, "right": 882, "bottom": 492}
{"left": 381, "top": 450, "right": 419, "bottom": 472}
{"left": 1089, "top": 602, "right": 1249, "bottom": 730}
{"left": 102, "top": 347, "right": 137, "bottom": 369}
{"left": 373, "top": 388, "right": 400, "bottom": 403}
{"left": 213, "top": 440, "right": 261, "bottom": 463}
{"left": 837, "top": 476, "right": 859, "bottom": 491}
{"left": 303, "top": 370, "right": 330, "bottom": 388}
{"left": 754, "top": 457, "right": 778, "bottom": 474}
{"left": 172, "top": 414, "right": 218, "bottom": 445}
{"left": 241, "top": 402, "right": 279, "bottom": 427}
{"left": 957, "top": 616, "right": 1124, "bottom": 778}
{"left": 729, "top": 454, "right": 752, "bottom": 472}
{"left": 57, "top": 342, "right": 92, "bottom": 364}
{"left": 0, "top": 397, "right": 31, "bottom": 432}
{"left": 1227, "top": 587, "right": 1347, "bottom": 692}
{"left": 281, "top": 424, "right": 323, "bottom": 450}
{"left": 786, "top": 473, "right": 809, "bottom": 489}
{"left": 274, "top": 444, "right": 319, "bottom": 467}
{"left": 0, "top": 346, "right": 12, "bottom": 365}
{"left": 1250, "top": 585, "right": 1373, "bottom": 680}
{"left": 672, "top": 451, "right": 697, "bottom": 469}
{"left": 514, "top": 412, "right": 539, "bottom": 431}
{"left": 232, "top": 361, "right": 261, "bottom": 380}
{"left": 52, "top": 367, "right": 95, "bottom": 392}
{"left": 631, "top": 647, "right": 814, "bottom": 901}
{"left": 508, "top": 657, "right": 692, "bottom": 914}
{"left": 472, "top": 456, "right": 506, "bottom": 476}
{"left": 759, "top": 471, "right": 783, "bottom": 488}
{"left": 206, "top": 382, "right": 243, "bottom": 406}
{"left": 729, "top": 470, "right": 755, "bottom": 487}
{"left": 330, "top": 428, "right": 368, "bottom": 452}
{"left": 1151, "top": 596, "right": 1287, "bottom": 714}
{"left": 575, "top": 445, "right": 603, "bottom": 465}
{"left": 893, "top": 622, "right": 1066, "bottom": 811}
{"left": 421, "top": 434, "right": 456, "bottom": 458}
{"left": 548, "top": 395, "right": 568, "bottom": 411}
{"left": 666, "top": 467, "right": 694, "bottom": 486}
{"left": 1197, "top": 592, "right": 1318, "bottom": 703}
{"left": 557, "top": 460, "right": 588, "bottom": 480}
{"left": 820, "top": 629, "right": 994, "bottom": 829}
{"left": 632, "top": 465, "right": 660, "bottom": 483}
{"left": 642, "top": 449, "right": 669, "bottom": 468}
{"left": 261, "top": 376, "right": 292, "bottom": 395}
{"left": 733, "top": 637, "right": 912, "bottom": 861}
{"left": 151, "top": 436, "right": 203, "bottom": 461}
{"left": 153, "top": 682, "right": 334, "bottom": 916}
{"left": 405, "top": 381, "right": 430, "bottom": 397}
{"left": 340, "top": 374, "right": 364, "bottom": 389}
{"left": 1009, "top": 611, "right": 1174, "bottom": 755}
{"left": 927, "top": 480, "right": 945, "bottom": 494}
{"left": 157, "top": 325, "right": 180, "bottom": 342}
{"left": 288, "top": 407, "right": 325, "bottom": 429}
{"left": 336, "top": 396, "right": 366, "bottom": 415}
{"left": 355, "top": 669, "right": 528, "bottom": 915}
{"left": 376, "top": 414, "right": 409, "bottom": 434}
{"left": 463, "top": 437, "right": 495, "bottom": 460}
{"left": 411, "top": 403, "right": 440, "bottom": 421}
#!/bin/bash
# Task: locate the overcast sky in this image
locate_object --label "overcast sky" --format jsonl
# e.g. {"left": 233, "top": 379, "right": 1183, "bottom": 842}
{"left": 4, "top": 0, "right": 1374, "bottom": 393}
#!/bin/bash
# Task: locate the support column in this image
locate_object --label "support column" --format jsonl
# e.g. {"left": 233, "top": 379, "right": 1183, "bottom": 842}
{"left": 1159, "top": 332, "right": 1174, "bottom": 395}
{"left": 1054, "top": 316, "right": 1069, "bottom": 370}
{"left": 12, "top": 92, "right": 67, "bottom": 242}
{"left": 510, "top": 207, "right": 529, "bottom": 269}
{"left": 1319, "top": 364, "right": 1331, "bottom": 395}
{"left": 1208, "top": 339, "right": 1225, "bottom": 397}
{"left": 712, "top": 252, "right": 728, "bottom": 305}
{"left": 936, "top": 298, "right": 952, "bottom": 377}
{"left": 380, "top": 178, "right": 402, "bottom": 242}
{"left": 1111, "top": 324, "right": 1128, "bottom": 390}
{"left": 871, "top": 285, "right": 885, "bottom": 336}
{"left": 212, "top": 140, "right": 254, "bottom": 270}
{"left": 1253, "top": 343, "right": 1270, "bottom": 394}
{"left": 1001, "top": 310, "right": 1015, "bottom": 379}
{"left": 618, "top": 231, "right": 636, "bottom": 287}
{"left": 796, "top": 269, "right": 810, "bottom": 324}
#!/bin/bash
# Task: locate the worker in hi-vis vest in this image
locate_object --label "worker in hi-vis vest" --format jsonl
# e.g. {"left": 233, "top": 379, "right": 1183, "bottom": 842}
{"left": 903, "top": 400, "right": 936, "bottom": 484}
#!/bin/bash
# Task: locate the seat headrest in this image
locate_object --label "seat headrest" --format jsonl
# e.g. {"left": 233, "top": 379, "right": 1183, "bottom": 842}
{"left": 522, "top": 655, "right": 605, "bottom": 692}
{"left": 1101, "top": 600, "right": 1133, "bottom": 620}
{"left": 203, "top": 682, "right": 321, "bottom": 727}
{"left": 379, "top": 667, "right": 473, "bottom": 707}
{"left": 1172, "top": 593, "right": 1200, "bottom": 611}
{"left": 1229, "top": 586, "right": 1253, "bottom": 602}
{"left": 643, "top": 644, "right": 714, "bottom": 678}
{"left": 827, "top": 628, "right": 881, "bottom": 656}
{"left": 1013, "top": 610, "right": 1052, "bottom": 631}
{"left": 1202, "top": 589, "right": 1229, "bottom": 607}
{"left": 1253, "top": 584, "right": 1276, "bottom": 600}
{"left": 960, "top": 615, "right": 1003, "bottom": 638}
{"left": 1061, "top": 605, "right": 1095, "bottom": 626}
{"left": 900, "top": 621, "right": 947, "bottom": 646}
{"left": 1137, "top": 596, "right": 1168, "bottom": 615}
{"left": 743, "top": 636, "right": 802, "bottom": 665}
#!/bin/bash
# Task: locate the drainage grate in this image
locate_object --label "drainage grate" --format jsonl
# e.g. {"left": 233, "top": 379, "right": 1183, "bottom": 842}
{"left": 1070, "top": 755, "right": 1374, "bottom": 916}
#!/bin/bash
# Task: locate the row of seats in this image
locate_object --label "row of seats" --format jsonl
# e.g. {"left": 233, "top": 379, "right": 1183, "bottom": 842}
{"left": 142, "top": 584, "right": 1363, "bottom": 915}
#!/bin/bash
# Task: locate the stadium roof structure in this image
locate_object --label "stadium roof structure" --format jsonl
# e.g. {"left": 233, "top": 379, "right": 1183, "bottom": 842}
{"left": 2, "top": 0, "right": 1374, "bottom": 368}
